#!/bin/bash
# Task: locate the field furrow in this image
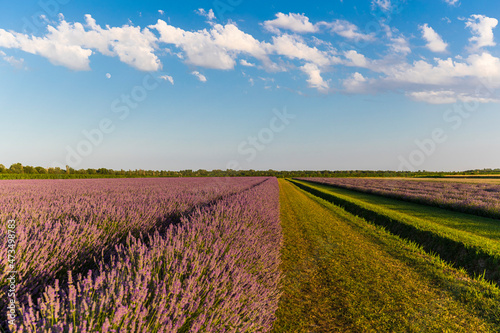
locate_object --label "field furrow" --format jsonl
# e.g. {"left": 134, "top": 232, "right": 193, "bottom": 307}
{"left": 300, "top": 177, "right": 500, "bottom": 220}
{"left": 292, "top": 179, "right": 500, "bottom": 284}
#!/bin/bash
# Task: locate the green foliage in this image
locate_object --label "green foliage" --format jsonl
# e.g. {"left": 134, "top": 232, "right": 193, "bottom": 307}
{"left": 35, "top": 166, "right": 47, "bottom": 174}
{"left": 24, "top": 165, "right": 38, "bottom": 174}
{"left": 1, "top": 162, "right": 500, "bottom": 179}
{"left": 9, "top": 162, "right": 23, "bottom": 173}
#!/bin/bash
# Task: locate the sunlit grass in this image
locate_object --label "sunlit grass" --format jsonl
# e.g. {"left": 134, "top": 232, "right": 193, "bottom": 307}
{"left": 273, "top": 179, "right": 500, "bottom": 332}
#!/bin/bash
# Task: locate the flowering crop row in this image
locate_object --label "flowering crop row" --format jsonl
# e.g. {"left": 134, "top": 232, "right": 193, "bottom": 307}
{"left": 0, "top": 177, "right": 265, "bottom": 311}
{"left": 14, "top": 177, "right": 281, "bottom": 332}
{"left": 299, "top": 178, "right": 500, "bottom": 219}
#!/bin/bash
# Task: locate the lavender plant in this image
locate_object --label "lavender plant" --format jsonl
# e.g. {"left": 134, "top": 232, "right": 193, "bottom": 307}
{"left": 0, "top": 177, "right": 270, "bottom": 329}
{"left": 2, "top": 178, "right": 281, "bottom": 332}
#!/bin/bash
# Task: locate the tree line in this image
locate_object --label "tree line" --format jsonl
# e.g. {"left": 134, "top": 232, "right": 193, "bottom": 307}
{"left": 1, "top": 163, "right": 500, "bottom": 179}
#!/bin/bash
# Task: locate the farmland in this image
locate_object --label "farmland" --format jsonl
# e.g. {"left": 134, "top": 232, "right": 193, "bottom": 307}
{"left": 2, "top": 176, "right": 500, "bottom": 332}
{"left": 2, "top": 177, "right": 281, "bottom": 332}
{"left": 273, "top": 179, "right": 500, "bottom": 332}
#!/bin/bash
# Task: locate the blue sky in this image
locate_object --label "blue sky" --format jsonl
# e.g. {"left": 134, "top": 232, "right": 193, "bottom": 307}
{"left": 1, "top": 0, "right": 500, "bottom": 171}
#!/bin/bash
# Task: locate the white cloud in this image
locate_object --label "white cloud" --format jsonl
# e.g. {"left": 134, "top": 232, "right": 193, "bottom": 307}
{"left": 466, "top": 15, "right": 498, "bottom": 50}
{"left": 301, "top": 63, "right": 329, "bottom": 92}
{"left": 344, "top": 50, "right": 369, "bottom": 68}
{"left": 407, "top": 90, "right": 457, "bottom": 104}
{"left": 343, "top": 72, "right": 369, "bottom": 93}
{"left": 0, "top": 28, "right": 92, "bottom": 70}
{"left": 195, "top": 9, "right": 215, "bottom": 21}
{"left": 0, "top": 51, "right": 25, "bottom": 69}
{"left": 240, "top": 59, "right": 255, "bottom": 67}
{"left": 263, "top": 13, "right": 318, "bottom": 34}
{"left": 191, "top": 71, "right": 207, "bottom": 82}
{"left": 0, "top": 15, "right": 162, "bottom": 71}
{"left": 381, "top": 24, "right": 411, "bottom": 55}
{"left": 443, "top": 0, "right": 460, "bottom": 6}
{"left": 389, "top": 36, "right": 411, "bottom": 55}
{"left": 152, "top": 20, "right": 270, "bottom": 70}
{"left": 420, "top": 24, "right": 448, "bottom": 52}
{"left": 371, "top": 0, "right": 392, "bottom": 12}
{"left": 271, "top": 34, "right": 337, "bottom": 67}
{"left": 324, "top": 20, "right": 375, "bottom": 41}
{"left": 78, "top": 15, "right": 161, "bottom": 71}
{"left": 158, "top": 10, "right": 164, "bottom": 15}
{"left": 408, "top": 90, "right": 498, "bottom": 104}
{"left": 382, "top": 53, "right": 500, "bottom": 86}
{"left": 159, "top": 74, "right": 174, "bottom": 84}
{"left": 105, "top": 73, "right": 111, "bottom": 79}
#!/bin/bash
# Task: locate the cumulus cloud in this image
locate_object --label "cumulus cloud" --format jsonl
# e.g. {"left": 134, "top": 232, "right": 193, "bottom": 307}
{"left": 382, "top": 25, "right": 411, "bottom": 55}
{"left": 0, "top": 50, "right": 25, "bottom": 69}
{"left": 420, "top": 24, "right": 448, "bottom": 52}
{"left": 466, "top": 14, "right": 498, "bottom": 50}
{"left": 359, "top": 52, "right": 500, "bottom": 104}
{"left": 407, "top": 90, "right": 457, "bottom": 104}
{"left": 0, "top": 15, "right": 161, "bottom": 71}
{"left": 105, "top": 73, "right": 111, "bottom": 79}
{"left": 389, "top": 36, "right": 411, "bottom": 55}
{"left": 263, "top": 13, "right": 318, "bottom": 34}
{"left": 371, "top": 0, "right": 392, "bottom": 12}
{"left": 159, "top": 74, "right": 174, "bottom": 84}
{"left": 195, "top": 9, "right": 215, "bottom": 21}
{"left": 323, "top": 20, "right": 375, "bottom": 41}
{"left": 271, "top": 34, "right": 337, "bottom": 67}
{"left": 158, "top": 10, "right": 164, "bottom": 15}
{"left": 383, "top": 52, "right": 500, "bottom": 85}
{"left": 408, "top": 90, "right": 498, "bottom": 104}
{"left": 240, "top": 59, "right": 255, "bottom": 67}
{"left": 301, "top": 63, "right": 329, "bottom": 92}
{"left": 151, "top": 20, "right": 270, "bottom": 70}
{"left": 0, "top": 27, "right": 92, "bottom": 70}
{"left": 191, "top": 71, "right": 207, "bottom": 82}
{"left": 443, "top": 0, "right": 460, "bottom": 6}
{"left": 1, "top": 10, "right": 498, "bottom": 104}
{"left": 344, "top": 50, "right": 370, "bottom": 68}
{"left": 343, "top": 72, "right": 369, "bottom": 93}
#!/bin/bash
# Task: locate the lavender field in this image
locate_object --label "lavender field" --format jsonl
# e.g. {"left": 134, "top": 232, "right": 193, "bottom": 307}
{"left": 1, "top": 177, "right": 282, "bottom": 332}
{"left": 300, "top": 178, "right": 500, "bottom": 219}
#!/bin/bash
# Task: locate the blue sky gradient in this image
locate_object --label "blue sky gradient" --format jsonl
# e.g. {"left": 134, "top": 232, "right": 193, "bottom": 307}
{"left": 1, "top": 0, "right": 500, "bottom": 171}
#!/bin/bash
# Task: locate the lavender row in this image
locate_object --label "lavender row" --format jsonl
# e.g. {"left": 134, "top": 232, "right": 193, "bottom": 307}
{"left": 299, "top": 178, "right": 500, "bottom": 219}
{"left": 15, "top": 178, "right": 282, "bottom": 332}
{"left": 0, "top": 177, "right": 264, "bottom": 304}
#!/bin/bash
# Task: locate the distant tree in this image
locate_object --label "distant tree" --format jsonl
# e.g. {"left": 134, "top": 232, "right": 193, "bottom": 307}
{"left": 35, "top": 166, "right": 47, "bottom": 174}
{"left": 9, "top": 163, "right": 23, "bottom": 174}
{"left": 48, "top": 167, "right": 63, "bottom": 174}
{"left": 24, "top": 166, "right": 38, "bottom": 174}
{"left": 0, "top": 164, "right": 6, "bottom": 173}
{"left": 97, "top": 168, "right": 110, "bottom": 174}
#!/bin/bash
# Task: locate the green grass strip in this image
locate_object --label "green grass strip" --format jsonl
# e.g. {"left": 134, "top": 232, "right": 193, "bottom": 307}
{"left": 273, "top": 179, "right": 500, "bottom": 332}
{"left": 291, "top": 179, "right": 500, "bottom": 284}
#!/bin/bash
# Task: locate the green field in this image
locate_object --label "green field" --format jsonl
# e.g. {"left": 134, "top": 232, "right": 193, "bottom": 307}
{"left": 273, "top": 179, "right": 500, "bottom": 332}
{"left": 291, "top": 179, "right": 500, "bottom": 283}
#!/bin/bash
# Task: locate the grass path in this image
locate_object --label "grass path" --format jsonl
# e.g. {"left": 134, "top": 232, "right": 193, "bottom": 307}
{"left": 272, "top": 179, "right": 500, "bottom": 332}
{"left": 292, "top": 179, "right": 500, "bottom": 283}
